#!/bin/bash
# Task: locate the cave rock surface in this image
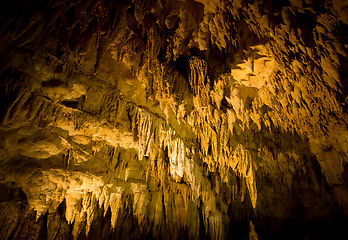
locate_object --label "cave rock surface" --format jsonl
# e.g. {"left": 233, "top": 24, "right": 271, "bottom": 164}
{"left": 0, "top": 0, "right": 348, "bottom": 239}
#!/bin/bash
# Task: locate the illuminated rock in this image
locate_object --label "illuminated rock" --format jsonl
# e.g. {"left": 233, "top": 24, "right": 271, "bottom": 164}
{"left": 0, "top": 0, "right": 347, "bottom": 239}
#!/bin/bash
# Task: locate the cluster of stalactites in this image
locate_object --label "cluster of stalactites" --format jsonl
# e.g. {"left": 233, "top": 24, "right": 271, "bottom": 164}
{"left": 137, "top": 108, "right": 187, "bottom": 182}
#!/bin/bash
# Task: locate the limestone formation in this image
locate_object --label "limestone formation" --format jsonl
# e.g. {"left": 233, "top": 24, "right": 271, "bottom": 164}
{"left": 0, "top": 0, "right": 347, "bottom": 239}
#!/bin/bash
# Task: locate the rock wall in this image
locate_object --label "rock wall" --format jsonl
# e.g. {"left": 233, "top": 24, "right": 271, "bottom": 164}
{"left": 0, "top": 0, "right": 348, "bottom": 239}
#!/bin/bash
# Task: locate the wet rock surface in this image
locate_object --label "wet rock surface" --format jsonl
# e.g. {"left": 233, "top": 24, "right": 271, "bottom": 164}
{"left": 0, "top": 0, "right": 348, "bottom": 239}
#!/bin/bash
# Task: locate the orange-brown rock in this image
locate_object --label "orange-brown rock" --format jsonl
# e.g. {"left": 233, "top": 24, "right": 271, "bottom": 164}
{"left": 0, "top": 0, "right": 347, "bottom": 239}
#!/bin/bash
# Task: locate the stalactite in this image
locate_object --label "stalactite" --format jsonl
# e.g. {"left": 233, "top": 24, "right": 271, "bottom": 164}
{"left": 0, "top": 0, "right": 347, "bottom": 239}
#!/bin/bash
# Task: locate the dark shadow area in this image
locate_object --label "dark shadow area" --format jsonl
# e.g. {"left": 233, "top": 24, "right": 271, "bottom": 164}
{"left": 41, "top": 79, "right": 65, "bottom": 88}
{"left": 227, "top": 119, "right": 348, "bottom": 240}
{"left": 169, "top": 54, "right": 190, "bottom": 80}
{"left": 0, "top": 0, "right": 28, "bottom": 32}
{"left": 226, "top": 174, "right": 254, "bottom": 240}
{"left": 0, "top": 68, "right": 26, "bottom": 124}
{"left": 0, "top": 181, "right": 27, "bottom": 202}
{"left": 60, "top": 100, "right": 81, "bottom": 109}
{"left": 297, "top": 10, "right": 316, "bottom": 48}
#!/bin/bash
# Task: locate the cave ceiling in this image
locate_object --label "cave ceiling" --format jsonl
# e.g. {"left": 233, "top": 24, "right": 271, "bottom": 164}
{"left": 0, "top": 0, "right": 348, "bottom": 239}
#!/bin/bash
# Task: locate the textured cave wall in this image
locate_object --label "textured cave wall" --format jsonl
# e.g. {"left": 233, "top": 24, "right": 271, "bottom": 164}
{"left": 0, "top": 0, "right": 348, "bottom": 239}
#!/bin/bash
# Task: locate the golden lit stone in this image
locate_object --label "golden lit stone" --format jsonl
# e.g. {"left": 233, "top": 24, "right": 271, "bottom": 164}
{"left": 0, "top": 0, "right": 347, "bottom": 239}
